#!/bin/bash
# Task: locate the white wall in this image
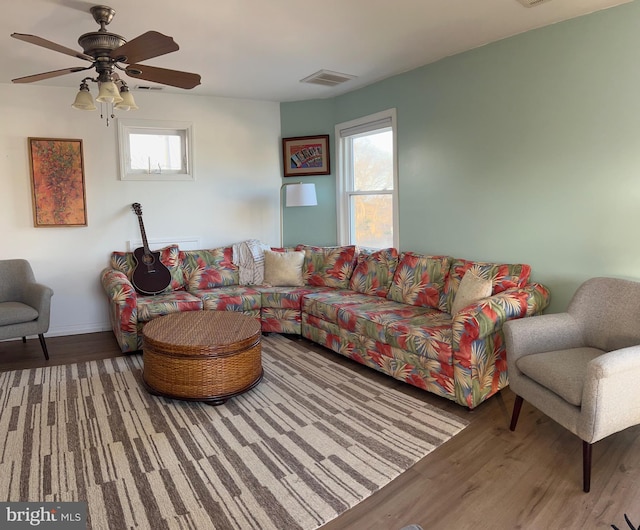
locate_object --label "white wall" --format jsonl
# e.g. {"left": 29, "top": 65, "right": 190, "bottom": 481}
{"left": 0, "top": 83, "right": 281, "bottom": 337}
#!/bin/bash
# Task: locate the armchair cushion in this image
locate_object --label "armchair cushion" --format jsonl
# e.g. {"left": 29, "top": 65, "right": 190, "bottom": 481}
{"left": 516, "top": 347, "right": 604, "bottom": 406}
{"left": 0, "top": 301, "right": 39, "bottom": 326}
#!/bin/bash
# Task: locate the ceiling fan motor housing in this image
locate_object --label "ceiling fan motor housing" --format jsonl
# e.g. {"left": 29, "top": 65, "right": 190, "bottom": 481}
{"left": 78, "top": 32, "right": 126, "bottom": 59}
{"left": 79, "top": 6, "right": 126, "bottom": 62}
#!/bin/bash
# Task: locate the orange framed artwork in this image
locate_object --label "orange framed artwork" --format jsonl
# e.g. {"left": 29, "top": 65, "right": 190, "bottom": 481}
{"left": 28, "top": 138, "right": 87, "bottom": 227}
{"left": 282, "top": 135, "right": 330, "bottom": 177}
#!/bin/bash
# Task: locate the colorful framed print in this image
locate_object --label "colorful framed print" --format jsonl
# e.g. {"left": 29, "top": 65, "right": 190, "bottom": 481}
{"left": 28, "top": 138, "right": 87, "bottom": 227}
{"left": 282, "top": 135, "right": 330, "bottom": 177}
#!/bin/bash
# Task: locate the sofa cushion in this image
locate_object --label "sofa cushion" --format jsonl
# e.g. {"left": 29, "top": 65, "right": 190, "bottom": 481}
{"left": 194, "top": 286, "right": 262, "bottom": 314}
{"left": 349, "top": 247, "right": 399, "bottom": 297}
{"left": 304, "top": 290, "right": 387, "bottom": 324}
{"left": 111, "top": 244, "right": 186, "bottom": 292}
{"left": 258, "top": 286, "right": 318, "bottom": 309}
{"left": 263, "top": 250, "right": 305, "bottom": 286}
{"left": 445, "top": 258, "right": 531, "bottom": 313}
{"left": 137, "top": 292, "right": 203, "bottom": 323}
{"left": 386, "top": 252, "right": 451, "bottom": 310}
{"left": 338, "top": 301, "right": 432, "bottom": 343}
{"left": 181, "top": 247, "right": 239, "bottom": 290}
{"left": 384, "top": 310, "right": 453, "bottom": 361}
{"left": 296, "top": 245, "right": 357, "bottom": 289}
{"left": 258, "top": 285, "right": 327, "bottom": 334}
{"left": 451, "top": 270, "right": 493, "bottom": 315}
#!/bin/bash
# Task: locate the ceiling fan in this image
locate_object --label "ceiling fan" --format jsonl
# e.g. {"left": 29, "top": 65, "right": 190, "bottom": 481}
{"left": 11, "top": 4, "right": 201, "bottom": 90}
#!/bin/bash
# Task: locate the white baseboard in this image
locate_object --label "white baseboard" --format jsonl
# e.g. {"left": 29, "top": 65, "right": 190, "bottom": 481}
{"left": 47, "top": 322, "right": 112, "bottom": 337}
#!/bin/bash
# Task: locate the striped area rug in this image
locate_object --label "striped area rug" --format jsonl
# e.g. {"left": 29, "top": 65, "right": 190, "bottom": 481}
{"left": 0, "top": 334, "right": 467, "bottom": 529}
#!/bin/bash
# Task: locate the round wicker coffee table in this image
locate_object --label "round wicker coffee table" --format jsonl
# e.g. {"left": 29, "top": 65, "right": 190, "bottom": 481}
{"left": 142, "top": 311, "right": 262, "bottom": 405}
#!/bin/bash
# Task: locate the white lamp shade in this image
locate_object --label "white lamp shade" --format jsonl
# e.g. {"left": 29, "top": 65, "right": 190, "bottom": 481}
{"left": 71, "top": 89, "right": 96, "bottom": 110}
{"left": 285, "top": 183, "right": 317, "bottom": 207}
{"left": 96, "top": 81, "right": 123, "bottom": 104}
{"left": 115, "top": 89, "right": 138, "bottom": 111}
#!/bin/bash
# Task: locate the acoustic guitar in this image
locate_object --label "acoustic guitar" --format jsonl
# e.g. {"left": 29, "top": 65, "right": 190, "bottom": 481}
{"left": 130, "top": 203, "right": 172, "bottom": 295}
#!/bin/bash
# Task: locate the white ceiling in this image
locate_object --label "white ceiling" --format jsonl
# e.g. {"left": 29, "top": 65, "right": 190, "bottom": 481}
{"left": 1, "top": 0, "right": 632, "bottom": 102}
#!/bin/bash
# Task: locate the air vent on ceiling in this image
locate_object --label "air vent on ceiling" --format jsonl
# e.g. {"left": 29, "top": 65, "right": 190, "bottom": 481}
{"left": 134, "top": 85, "right": 163, "bottom": 91}
{"left": 515, "top": 0, "right": 553, "bottom": 6}
{"left": 300, "top": 69, "right": 357, "bottom": 87}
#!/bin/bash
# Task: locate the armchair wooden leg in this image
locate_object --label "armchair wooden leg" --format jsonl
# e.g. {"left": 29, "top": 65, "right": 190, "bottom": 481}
{"left": 38, "top": 334, "right": 50, "bottom": 361}
{"left": 510, "top": 395, "right": 524, "bottom": 431}
{"left": 583, "top": 440, "right": 592, "bottom": 493}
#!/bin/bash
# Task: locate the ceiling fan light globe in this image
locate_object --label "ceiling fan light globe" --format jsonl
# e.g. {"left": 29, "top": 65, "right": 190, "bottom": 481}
{"left": 115, "top": 89, "right": 138, "bottom": 111}
{"left": 71, "top": 89, "right": 96, "bottom": 111}
{"left": 96, "top": 81, "right": 123, "bottom": 104}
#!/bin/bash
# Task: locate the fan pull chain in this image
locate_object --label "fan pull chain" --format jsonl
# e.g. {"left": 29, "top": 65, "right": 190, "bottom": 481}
{"left": 98, "top": 102, "right": 116, "bottom": 127}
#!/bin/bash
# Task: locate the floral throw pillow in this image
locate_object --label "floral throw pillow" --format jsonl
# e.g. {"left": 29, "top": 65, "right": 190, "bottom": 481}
{"left": 295, "top": 245, "right": 357, "bottom": 289}
{"left": 386, "top": 252, "right": 451, "bottom": 310}
{"left": 181, "top": 247, "right": 239, "bottom": 290}
{"left": 349, "top": 247, "right": 399, "bottom": 297}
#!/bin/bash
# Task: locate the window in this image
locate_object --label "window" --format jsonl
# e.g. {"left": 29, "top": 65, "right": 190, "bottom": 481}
{"left": 118, "top": 119, "right": 194, "bottom": 180}
{"left": 336, "top": 109, "right": 398, "bottom": 248}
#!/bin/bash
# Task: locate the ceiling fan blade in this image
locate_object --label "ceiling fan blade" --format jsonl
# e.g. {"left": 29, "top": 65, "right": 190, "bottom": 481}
{"left": 110, "top": 31, "right": 179, "bottom": 64}
{"left": 125, "top": 64, "right": 201, "bottom": 89}
{"left": 12, "top": 66, "right": 91, "bottom": 84}
{"left": 11, "top": 33, "right": 93, "bottom": 62}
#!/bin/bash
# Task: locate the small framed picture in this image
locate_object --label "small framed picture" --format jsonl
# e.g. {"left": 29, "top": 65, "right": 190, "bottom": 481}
{"left": 282, "top": 135, "right": 330, "bottom": 177}
{"left": 28, "top": 138, "right": 87, "bottom": 227}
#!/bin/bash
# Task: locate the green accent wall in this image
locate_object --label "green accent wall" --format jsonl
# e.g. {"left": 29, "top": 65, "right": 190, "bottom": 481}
{"left": 281, "top": 1, "right": 640, "bottom": 313}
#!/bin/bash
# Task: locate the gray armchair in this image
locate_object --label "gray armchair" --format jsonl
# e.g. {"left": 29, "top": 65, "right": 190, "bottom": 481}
{"left": 504, "top": 277, "right": 640, "bottom": 492}
{"left": 0, "top": 259, "right": 54, "bottom": 359}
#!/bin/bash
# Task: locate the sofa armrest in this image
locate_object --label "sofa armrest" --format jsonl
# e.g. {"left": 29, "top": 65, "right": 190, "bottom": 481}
{"left": 100, "top": 267, "right": 137, "bottom": 303}
{"left": 450, "top": 283, "right": 551, "bottom": 408}
{"left": 100, "top": 268, "right": 139, "bottom": 352}
{"left": 452, "top": 283, "right": 550, "bottom": 351}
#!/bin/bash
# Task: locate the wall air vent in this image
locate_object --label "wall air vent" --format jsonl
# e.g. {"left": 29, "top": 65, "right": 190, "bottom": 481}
{"left": 134, "top": 85, "right": 163, "bottom": 91}
{"left": 515, "top": 0, "right": 553, "bottom": 6}
{"left": 300, "top": 69, "right": 357, "bottom": 87}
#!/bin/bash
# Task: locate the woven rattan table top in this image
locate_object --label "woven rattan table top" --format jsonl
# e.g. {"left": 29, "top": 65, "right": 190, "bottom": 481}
{"left": 142, "top": 311, "right": 261, "bottom": 357}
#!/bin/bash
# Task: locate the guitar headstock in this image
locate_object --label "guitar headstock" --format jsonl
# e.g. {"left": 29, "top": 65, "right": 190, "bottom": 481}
{"left": 132, "top": 203, "right": 142, "bottom": 216}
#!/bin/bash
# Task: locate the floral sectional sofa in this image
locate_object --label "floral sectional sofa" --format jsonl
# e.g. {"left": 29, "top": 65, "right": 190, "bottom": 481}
{"left": 100, "top": 244, "right": 550, "bottom": 409}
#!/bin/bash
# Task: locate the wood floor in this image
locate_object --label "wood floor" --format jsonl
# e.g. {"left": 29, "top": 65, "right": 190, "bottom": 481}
{"left": 2, "top": 332, "right": 639, "bottom": 530}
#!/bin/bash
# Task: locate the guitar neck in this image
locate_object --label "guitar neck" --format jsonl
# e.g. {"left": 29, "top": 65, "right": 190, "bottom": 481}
{"left": 136, "top": 215, "right": 151, "bottom": 255}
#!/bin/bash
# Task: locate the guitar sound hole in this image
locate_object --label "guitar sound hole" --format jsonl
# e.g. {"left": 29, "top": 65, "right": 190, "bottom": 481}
{"left": 142, "top": 254, "right": 155, "bottom": 266}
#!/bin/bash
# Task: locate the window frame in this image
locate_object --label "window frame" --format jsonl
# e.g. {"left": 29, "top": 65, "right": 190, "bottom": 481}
{"left": 117, "top": 119, "right": 194, "bottom": 181}
{"left": 335, "top": 108, "right": 399, "bottom": 248}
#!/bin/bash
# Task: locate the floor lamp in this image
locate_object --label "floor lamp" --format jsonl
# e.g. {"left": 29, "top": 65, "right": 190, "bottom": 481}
{"left": 280, "top": 182, "right": 317, "bottom": 246}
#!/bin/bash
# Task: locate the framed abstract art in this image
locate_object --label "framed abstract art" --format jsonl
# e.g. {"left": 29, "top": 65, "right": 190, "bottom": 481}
{"left": 28, "top": 138, "right": 87, "bottom": 227}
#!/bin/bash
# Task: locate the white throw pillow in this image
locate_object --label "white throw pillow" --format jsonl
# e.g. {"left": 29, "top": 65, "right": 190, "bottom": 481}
{"left": 451, "top": 270, "right": 492, "bottom": 315}
{"left": 263, "top": 250, "right": 305, "bottom": 287}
